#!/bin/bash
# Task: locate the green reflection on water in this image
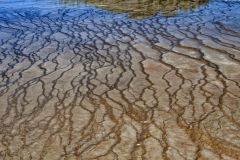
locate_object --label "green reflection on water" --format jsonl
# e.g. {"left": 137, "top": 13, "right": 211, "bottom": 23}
{"left": 60, "top": 0, "right": 208, "bottom": 19}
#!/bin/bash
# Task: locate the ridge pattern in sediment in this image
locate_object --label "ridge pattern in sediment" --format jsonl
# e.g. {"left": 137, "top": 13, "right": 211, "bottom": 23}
{"left": 0, "top": 3, "right": 240, "bottom": 160}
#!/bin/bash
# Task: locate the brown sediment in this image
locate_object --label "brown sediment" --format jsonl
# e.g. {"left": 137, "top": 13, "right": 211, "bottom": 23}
{"left": 60, "top": 0, "right": 208, "bottom": 18}
{"left": 0, "top": 1, "right": 240, "bottom": 160}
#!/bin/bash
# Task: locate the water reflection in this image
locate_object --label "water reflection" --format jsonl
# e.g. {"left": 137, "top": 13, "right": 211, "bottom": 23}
{"left": 1, "top": 0, "right": 240, "bottom": 159}
{"left": 60, "top": 0, "right": 208, "bottom": 18}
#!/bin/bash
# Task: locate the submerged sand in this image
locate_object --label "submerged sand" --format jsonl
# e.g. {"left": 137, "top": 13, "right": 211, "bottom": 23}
{"left": 0, "top": 1, "right": 240, "bottom": 159}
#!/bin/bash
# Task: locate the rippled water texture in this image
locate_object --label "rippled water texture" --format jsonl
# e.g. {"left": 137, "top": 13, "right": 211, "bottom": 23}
{"left": 0, "top": 0, "right": 240, "bottom": 159}
{"left": 60, "top": 0, "right": 209, "bottom": 18}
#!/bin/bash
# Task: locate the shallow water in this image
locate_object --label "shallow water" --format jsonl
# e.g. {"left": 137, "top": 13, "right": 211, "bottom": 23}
{"left": 0, "top": 0, "right": 240, "bottom": 159}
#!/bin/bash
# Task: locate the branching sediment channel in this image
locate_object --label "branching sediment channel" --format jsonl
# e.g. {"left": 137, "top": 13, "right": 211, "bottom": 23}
{"left": 0, "top": 1, "right": 240, "bottom": 159}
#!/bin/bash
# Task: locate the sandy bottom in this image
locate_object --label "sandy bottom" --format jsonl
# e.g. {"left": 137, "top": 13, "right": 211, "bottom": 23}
{"left": 0, "top": 1, "right": 240, "bottom": 160}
